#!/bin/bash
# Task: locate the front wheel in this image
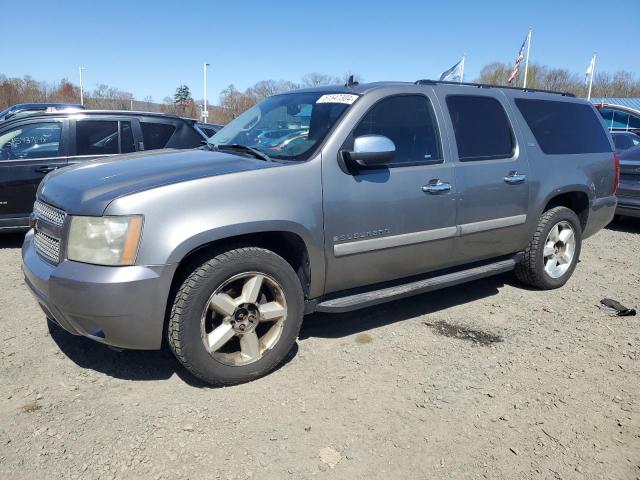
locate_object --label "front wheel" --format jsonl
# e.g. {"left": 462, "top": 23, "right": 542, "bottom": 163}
{"left": 167, "top": 247, "right": 304, "bottom": 386}
{"left": 515, "top": 206, "right": 582, "bottom": 290}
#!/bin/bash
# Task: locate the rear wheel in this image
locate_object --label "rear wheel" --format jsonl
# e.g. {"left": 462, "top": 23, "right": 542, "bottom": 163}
{"left": 168, "top": 247, "right": 304, "bottom": 385}
{"left": 515, "top": 206, "right": 582, "bottom": 290}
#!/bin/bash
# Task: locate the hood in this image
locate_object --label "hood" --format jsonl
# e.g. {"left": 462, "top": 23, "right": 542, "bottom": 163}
{"left": 39, "top": 148, "right": 279, "bottom": 215}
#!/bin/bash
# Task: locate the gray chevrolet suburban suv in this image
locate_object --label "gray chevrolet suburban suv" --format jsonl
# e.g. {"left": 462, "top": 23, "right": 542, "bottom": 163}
{"left": 21, "top": 80, "right": 618, "bottom": 385}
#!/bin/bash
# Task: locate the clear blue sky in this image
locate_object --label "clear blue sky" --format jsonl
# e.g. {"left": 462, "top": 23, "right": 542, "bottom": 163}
{"left": 1, "top": 0, "right": 638, "bottom": 104}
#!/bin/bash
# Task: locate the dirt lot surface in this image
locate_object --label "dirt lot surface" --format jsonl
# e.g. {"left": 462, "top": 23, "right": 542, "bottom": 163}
{"left": 0, "top": 221, "right": 639, "bottom": 480}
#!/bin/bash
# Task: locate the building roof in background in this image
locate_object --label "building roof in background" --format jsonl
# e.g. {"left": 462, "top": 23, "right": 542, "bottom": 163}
{"left": 590, "top": 98, "right": 640, "bottom": 112}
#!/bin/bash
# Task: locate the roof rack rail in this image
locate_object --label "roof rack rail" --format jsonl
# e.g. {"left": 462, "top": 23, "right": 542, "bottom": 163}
{"left": 414, "top": 79, "right": 575, "bottom": 97}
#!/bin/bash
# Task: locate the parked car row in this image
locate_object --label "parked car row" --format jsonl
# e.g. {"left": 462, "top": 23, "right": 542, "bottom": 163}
{"left": 2, "top": 93, "right": 637, "bottom": 237}
{"left": 0, "top": 110, "right": 213, "bottom": 231}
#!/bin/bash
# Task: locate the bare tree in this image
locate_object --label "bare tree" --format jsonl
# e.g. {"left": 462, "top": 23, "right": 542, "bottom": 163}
{"left": 611, "top": 71, "right": 637, "bottom": 97}
{"left": 247, "top": 80, "right": 298, "bottom": 101}
{"left": 539, "top": 68, "right": 580, "bottom": 93}
{"left": 339, "top": 71, "right": 364, "bottom": 85}
{"left": 218, "top": 84, "right": 257, "bottom": 122}
{"left": 87, "top": 84, "right": 133, "bottom": 109}
{"left": 3, "top": 66, "right": 636, "bottom": 122}
{"left": 475, "top": 62, "right": 640, "bottom": 98}
{"left": 300, "top": 73, "right": 336, "bottom": 88}
{"left": 476, "top": 62, "right": 511, "bottom": 86}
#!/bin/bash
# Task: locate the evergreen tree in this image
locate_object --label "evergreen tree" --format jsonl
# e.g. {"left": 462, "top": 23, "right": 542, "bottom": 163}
{"left": 174, "top": 85, "right": 191, "bottom": 106}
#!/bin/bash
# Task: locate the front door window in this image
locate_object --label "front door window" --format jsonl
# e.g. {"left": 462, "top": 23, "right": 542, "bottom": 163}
{"left": 0, "top": 122, "right": 62, "bottom": 160}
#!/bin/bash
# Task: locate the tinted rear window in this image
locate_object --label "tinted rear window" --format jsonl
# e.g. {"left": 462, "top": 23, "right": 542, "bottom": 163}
{"left": 446, "top": 95, "right": 514, "bottom": 161}
{"left": 141, "top": 122, "right": 176, "bottom": 150}
{"left": 76, "top": 120, "right": 119, "bottom": 155}
{"left": 516, "top": 99, "right": 611, "bottom": 154}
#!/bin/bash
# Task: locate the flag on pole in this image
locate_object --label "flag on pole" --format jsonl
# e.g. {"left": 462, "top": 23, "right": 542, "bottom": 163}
{"left": 508, "top": 35, "right": 528, "bottom": 84}
{"left": 585, "top": 55, "right": 596, "bottom": 86}
{"left": 439, "top": 58, "right": 464, "bottom": 82}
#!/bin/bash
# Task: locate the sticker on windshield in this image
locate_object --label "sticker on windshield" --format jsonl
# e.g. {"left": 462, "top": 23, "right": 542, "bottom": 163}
{"left": 316, "top": 94, "right": 359, "bottom": 105}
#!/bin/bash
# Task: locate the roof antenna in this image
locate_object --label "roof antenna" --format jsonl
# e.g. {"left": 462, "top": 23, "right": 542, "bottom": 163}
{"left": 345, "top": 75, "right": 359, "bottom": 87}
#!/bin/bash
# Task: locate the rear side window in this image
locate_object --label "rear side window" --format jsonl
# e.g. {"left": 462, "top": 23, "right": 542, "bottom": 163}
{"left": 446, "top": 95, "right": 514, "bottom": 161}
{"left": 516, "top": 99, "right": 611, "bottom": 154}
{"left": 76, "top": 120, "right": 119, "bottom": 155}
{"left": 76, "top": 120, "right": 135, "bottom": 155}
{"left": 141, "top": 122, "right": 176, "bottom": 150}
{"left": 353, "top": 95, "right": 442, "bottom": 165}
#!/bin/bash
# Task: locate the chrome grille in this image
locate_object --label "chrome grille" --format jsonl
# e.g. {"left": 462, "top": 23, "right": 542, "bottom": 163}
{"left": 34, "top": 230, "right": 61, "bottom": 264}
{"left": 33, "top": 201, "right": 66, "bottom": 227}
{"left": 33, "top": 200, "right": 66, "bottom": 264}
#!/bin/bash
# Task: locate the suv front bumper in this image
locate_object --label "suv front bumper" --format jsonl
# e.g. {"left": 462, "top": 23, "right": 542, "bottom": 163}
{"left": 21, "top": 229, "right": 177, "bottom": 350}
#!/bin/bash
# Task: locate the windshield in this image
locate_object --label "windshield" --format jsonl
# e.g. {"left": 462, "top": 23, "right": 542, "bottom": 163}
{"left": 209, "top": 92, "right": 358, "bottom": 160}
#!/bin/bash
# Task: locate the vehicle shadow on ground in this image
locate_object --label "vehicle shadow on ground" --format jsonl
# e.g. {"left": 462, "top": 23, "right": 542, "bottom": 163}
{"left": 0, "top": 232, "right": 25, "bottom": 249}
{"left": 606, "top": 217, "right": 640, "bottom": 234}
{"left": 300, "top": 274, "right": 508, "bottom": 340}
{"left": 48, "top": 274, "right": 506, "bottom": 387}
{"left": 47, "top": 320, "right": 298, "bottom": 388}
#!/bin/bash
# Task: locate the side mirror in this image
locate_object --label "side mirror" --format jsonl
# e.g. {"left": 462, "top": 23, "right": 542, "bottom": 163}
{"left": 344, "top": 135, "right": 395, "bottom": 167}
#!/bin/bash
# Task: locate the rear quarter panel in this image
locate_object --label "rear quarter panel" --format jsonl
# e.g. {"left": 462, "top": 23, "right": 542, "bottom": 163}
{"left": 503, "top": 92, "right": 616, "bottom": 240}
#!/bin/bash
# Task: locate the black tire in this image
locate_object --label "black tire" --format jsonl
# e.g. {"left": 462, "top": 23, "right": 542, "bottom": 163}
{"left": 167, "top": 247, "right": 304, "bottom": 386}
{"left": 515, "top": 206, "right": 582, "bottom": 290}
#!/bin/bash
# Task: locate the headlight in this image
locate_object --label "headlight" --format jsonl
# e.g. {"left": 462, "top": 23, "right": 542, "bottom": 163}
{"left": 67, "top": 215, "right": 143, "bottom": 266}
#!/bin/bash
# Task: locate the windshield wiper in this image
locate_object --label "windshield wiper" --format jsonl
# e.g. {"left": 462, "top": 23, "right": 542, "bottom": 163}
{"left": 214, "top": 144, "right": 271, "bottom": 162}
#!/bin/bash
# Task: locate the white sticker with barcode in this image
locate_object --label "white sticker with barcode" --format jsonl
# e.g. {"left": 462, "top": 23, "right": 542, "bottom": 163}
{"left": 316, "top": 94, "right": 359, "bottom": 104}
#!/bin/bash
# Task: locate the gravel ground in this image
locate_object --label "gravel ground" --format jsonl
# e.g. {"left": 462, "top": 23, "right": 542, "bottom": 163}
{"left": 0, "top": 220, "right": 639, "bottom": 480}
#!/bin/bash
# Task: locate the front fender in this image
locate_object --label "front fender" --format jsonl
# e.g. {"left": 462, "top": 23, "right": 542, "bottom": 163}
{"left": 166, "top": 220, "right": 316, "bottom": 264}
{"left": 165, "top": 221, "right": 325, "bottom": 297}
{"left": 104, "top": 159, "right": 326, "bottom": 297}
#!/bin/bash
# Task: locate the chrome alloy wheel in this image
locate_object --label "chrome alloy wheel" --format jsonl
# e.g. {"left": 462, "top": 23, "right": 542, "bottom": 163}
{"left": 542, "top": 221, "right": 576, "bottom": 279}
{"left": 200, "top": 272, "right": 287, "bottom": 366}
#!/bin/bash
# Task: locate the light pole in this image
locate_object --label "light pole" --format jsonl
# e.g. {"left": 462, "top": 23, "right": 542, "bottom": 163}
{"left": 130, "top": 98, "right": 134, "bottom": 110}
{"left": 78, "top": 65, "right": 86, "bottom": 105}
{"left": 587, "top": 53, "right": 597, "bottom": 101}
{"left": 203, "top": 63, "right": 210, "bottom": 122}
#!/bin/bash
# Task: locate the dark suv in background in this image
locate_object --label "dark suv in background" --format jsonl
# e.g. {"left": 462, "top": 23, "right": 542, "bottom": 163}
{"left": 195, "top": 122, "right": 223, "bottom": 138}
{"left": 0, "top": 110, "right": 208, "bottom": 231}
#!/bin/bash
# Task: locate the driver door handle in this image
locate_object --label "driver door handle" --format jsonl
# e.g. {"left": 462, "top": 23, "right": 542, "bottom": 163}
{"left": 422, "top": 180, "right": 452, "bottom": 194}
{"left": 504, "top": 171, "right": 526, "bottom": 184}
